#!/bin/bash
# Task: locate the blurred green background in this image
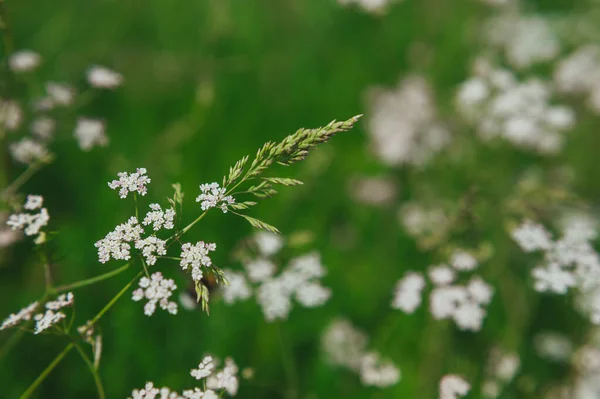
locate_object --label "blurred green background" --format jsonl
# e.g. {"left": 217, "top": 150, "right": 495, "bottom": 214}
{"left": 1, "top": 0, "right": 599, "bottom": 398}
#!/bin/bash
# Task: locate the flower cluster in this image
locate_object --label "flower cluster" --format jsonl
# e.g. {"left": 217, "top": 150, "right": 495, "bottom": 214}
{"left": 456, "top": 59, "right": 575, "bottom": 154}
{"left": 392, "top": 250, "right": 494, "bottom": 331}
{"left": 10, "top": 137, "right": 50, "bottom": 164}
{"left": 1, "top": 293, "right": 74, "bottom": 334}
{"left": 337, "top": 0, "right": 397, "bottom": 14}
{"left": 9, "top": 50, "right": 42, "bottom": 72}
{"left": 439, "top": 374, "right": 470, "bottom": 399}
{"left": 74, "top": 118, "right": 108, "bottom": 151}
{"left": 223, "top": 237, "right": 331, "bottom": 322}
{"left": 481, "top": 348, "right": 520, "bottom": 398}
{"left": 366, "top": 76, "right": 451, "bottom": 167}
{"left": 196, "top": 182, "right": 235, "bottom": 213}
{"left": 143, "top": 204, "right": 176, "bottom": 231}
{"left": 87, "top": 66, "right": 123, "bottom": 89}
{"left": 398, "top": 202, "right": 450, "bottom": 248}
{"left": 95, "top": 216, "right": 144, "bottom": 263}
{"left": 128, "top": 356, "right": 239, "bottom": 399}
{"left": 511, "top": 217, "right": 600, "bottom": 323}
{"left": 132, "top": 272, "right": 178, "bottom": 316}
{"left": 483, "top": 12, "right": 560, "bottom": 69}
{"left": 554, "top": 45, "right": 600, "bottom": 114}
{"left": 6, "top": 194, "right": 50, "bottom": 241}
{"left": 180, "top": 241, "right": 217, "bottom": 282}
{"left": 108, "top": 168, "right": 151, "bottom": 198}
{"left": 321, "top": 318, "right": 400, "bottom": 388}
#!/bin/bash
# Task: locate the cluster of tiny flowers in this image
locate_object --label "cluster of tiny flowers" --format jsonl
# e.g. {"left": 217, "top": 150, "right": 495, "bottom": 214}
{"left": 196, "top": 183, "right": 235, "bottom": 213}
{"left": 31, "top": 116, "right": 55, "bottom": 140}
{"left": 349, "top": 176, "right": 397, "bottom": 207}
{"left": 95, "top": 216, "right": 144, "bottom": 263}
{"left": 321, "top": 318, "right": 400, "bottom": 388}
{"left": 87, "top": 66, "right": 123, "bottom": 89}
{"left": 511, "top": 217, "right": 600, "bottom": 323}
{"left": 129, "top": 356, "right": 239, "bottom": 399}
{"left": 554, "top": 45, "right": 600, "bottom": 114}
{"left": 180, "top": 241, "right": 217, "bottom": 282}
{"left": 143, "top": 204, "right": 176, "bottom": 231}
{"left": 74, "top": 118, "right": 108, "bottom": 151}
{"left": 254, "top": 232, "right": 284, "bottom": 257}
{"left": 132, "top": 272, "right": 178, "bottom": 316}
{"left": 481, "top": 348, "right": 520, "bottom": 398}
{"left": 108, "top": 168, "right": 151, "bottom": 199}
{"left": 10, "top": 137, "right": 49, "bottom": 164}
{"left": 456, "top": 59, "right": 575, "bottom": 154}
{"left": 6, "top": 194, "right": 50, "bottom": 240}
{"left": 483, "top": 12, "right": 560, "bottom": 69}
{"left": 392, "top": 250, "right": 494, "bottom": 331}
{"left": 398, "top": 202, "right": 450, "bottom": 243}
{"left": 223, "top": 248, "right": 332, "bottom": 322}
{"left": 337, "top": 0, "right": 396, "bottom": 14}
{"left": 366, "top": 76, "right": 451, "bottom": 167}
{"left": 1, "top": 293, "right": 77, "bottom": 335}
{"left": 135, "top": 236, "right": 167, "bottom": 266}
{"left": 534, "top": 331, "right": 573, "bottom": 362}
{"left": 439, "top": 374, "right": 470, "bottom": 399}
{"left": 0, "top": 99, "right": 22, "bottom": 132}
{"left": 0, "top": 301, "right": 38, "bottom": 330}
{"left": 9, "top": 50, "right": 42, "bottom": 72}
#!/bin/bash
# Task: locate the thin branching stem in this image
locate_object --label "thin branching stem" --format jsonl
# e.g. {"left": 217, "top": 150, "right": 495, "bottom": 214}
{"left": 19, "top": 343, "right": 75, "bottom": 399}
{"left": 52, "top": 263, "right": 131, "bottom": 293}
{"left": 71, "top": 339, "right": 105, "bottom": 399}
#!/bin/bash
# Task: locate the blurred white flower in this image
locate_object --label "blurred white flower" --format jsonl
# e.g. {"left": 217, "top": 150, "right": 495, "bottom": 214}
{"left": 46, "top": 82, "right": 75, "bottom": 106}
{"left": 9, "top": 50, "right": 41, "bottom": 72}
{"left": 391, "top": 272, "right": 425, "bottom": 313}
{"left": 439, "top": 374, "right": 470, "bottom": 399}
{"left": 74, "top": 118, "right": 108, "bottom": 151}
{"left": 0, "top": 100, "right": 23, "bottom": 132}
{"left": 10, "top": 137, "right": 49, "bottom": 164}
{"left": 254, "top": 231, "right": 283, "bottom": 256}
{"left": 87, "top": 65, "right": 123, "bottom": 89}
{"left": 31, "top": 117, "right": 55, "bottom": 140}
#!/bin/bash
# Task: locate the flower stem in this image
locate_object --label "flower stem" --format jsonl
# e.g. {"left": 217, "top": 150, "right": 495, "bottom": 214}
{"left": 1, "top": 161, "right": 46, "bottom": 200}
{"left": 19, "top": 343, "right": 75, "bottom": 399}
{"left": 90, "top": 271, "right": 142, "bottom": 325}
{"left": 52, "top": 263, "right": 131, "bottom": 294}
{"left": 72, "top": 339, "right": 105, "bottom": 399}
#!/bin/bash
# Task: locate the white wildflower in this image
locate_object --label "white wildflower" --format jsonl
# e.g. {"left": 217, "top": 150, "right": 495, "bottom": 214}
{"left": 46, "top": 82, "right": 75, "bottom": 106}
{"left": 9, "top": 50, "right": 41, "bottom": 72}
{"left": 0, "top": 100, "right": 22, "bottom": 132}
{"left": 87, "top": 65, "right": 123, "bottom": 89}
{"left": 128, "top": 382, "right": 160, "bottom": 399}
{"left": 256, "top": 279, "right": 292, "bottom": 321}
{"left": 439, "top": 374, "right": 470, "bottom": 399}
{"left": 466, "top": 276, "right": 494, "bottom": 305}
{"left": 31, "top": 117, "right": 55, "bottom": 140}
{"left": 359, "top": 352, "right": 401, "bottom": 388}
{"left": 180, "top": 241, "right": 217, "bottom": 282}
{"left": 10, "top": 137, "right": 49, "bottom": 164}
{"left": 428, "top": 265, "right": 456, "bottom": 286}
{"left": 74, "top": 118, "right": 108, "bottom": 151}
{"left": 135, "top": 236, "right": 167, "bottom": 266}
{"left": 132, "top": 272, "right": 178, "bottom": 316}
{"left": 191, "top": 356, "right": 215, "bottom": 380}
{"left": 254, "top": 231, "right": 283, "bottom": 256}
{"left": 34, "top": 292, "right": 75, "bottom": 334}
{"left": 532, "top": 263, "right": 576, "bottom": 294}
{"left": 534, "top": 331, "right": 573, "bottom": 362}
{"left": 350, "top": 176, "right": 396, "bottom": 206}
{"left": 244, "top": 258, "right": 276, "bottom": 283}
{"left": 0, "top": 301, "right": 39, "bottom": 330}
{"left": 295, "top": 282, "right": 332, "bottom": 307}
{"left": 511, "top": 220, "right": 553, "bottom": 252}
{"left": 206, "top": 358, "right": 239, "bottom": 396}
{"left": 94, "top": 216, "right": 143, "bottom": 263}
{"left": 24, "top": 195, "right": 43, "bottom": 210}
{"left": 143, "top": 203, "right": 175, "bottom": 231}
{"left": 367, "top": 76, "right": 451, "bottom": 167}
{"left": 450, "top": 251, "right": 478, "bottom": 271}
{"left": 196, "top": 182, "right": 235, "bottom": 212}
{"left": 391, "top": 272, "right": 425, "bottom": 313}
{"left": 338, "top": 0, "right": 396, "bottom": 14}
{"left": 322, "top": 318, "right": 369, "bottom": 370}
{"left": 221, "top": 270, "right": 252, "bottom": 304}
{"left": 108, "top": 168, "right": 151, "bottom": 198}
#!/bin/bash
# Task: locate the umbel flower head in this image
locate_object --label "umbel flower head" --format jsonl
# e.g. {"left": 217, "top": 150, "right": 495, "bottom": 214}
{"left": 196, "top": 182, "right": 235, "bottom": 213}
{"left": 6, "top": 194, "right": 50, "bottom": 242}
{"left": 108, "top": 168, "right": 151, "bottom": 199}
{"left": 132, "top": 272, "right": 178, "bottom": 316}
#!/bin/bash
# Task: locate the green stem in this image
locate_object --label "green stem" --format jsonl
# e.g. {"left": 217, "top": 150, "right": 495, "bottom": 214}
{"left": 72, "top": 340, "right": 105, "bottom": 399}
{"left": 1, "top": 161, "right": 46, "bottom": 200}
{"left": 90, "top": 271, "right": 142, "bottom": 325}
{"left": 0, "top": 327, "right": 24, "bottom": 361}
{"left": 52, "top": 263, "right": 131, "bottom": 294}
{"left": 19, "top": 343, "right": 75, "bottom": 399}
{"left": 276, "top": 323, "right": 298, "bottom": 399}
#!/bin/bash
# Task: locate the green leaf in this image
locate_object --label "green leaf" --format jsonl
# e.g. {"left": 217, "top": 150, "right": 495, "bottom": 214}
{"left": 239, "top": 214, "right": 280, "bottom": 234}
